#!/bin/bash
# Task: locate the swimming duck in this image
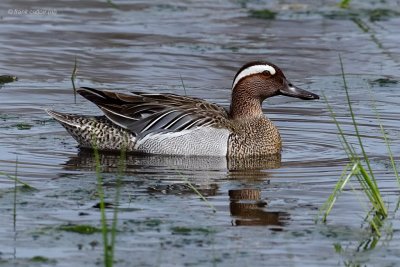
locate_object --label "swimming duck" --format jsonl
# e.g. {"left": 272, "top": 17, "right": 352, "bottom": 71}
{"left": 47, "top": 61, "right": 319, "bottom": 157}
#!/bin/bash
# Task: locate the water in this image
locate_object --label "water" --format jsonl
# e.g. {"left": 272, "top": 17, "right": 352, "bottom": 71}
{"left": 1, "top": 0, "right": 400, "bottom": 266}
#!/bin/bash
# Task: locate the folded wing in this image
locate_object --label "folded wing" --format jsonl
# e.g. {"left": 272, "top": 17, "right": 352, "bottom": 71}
{"left": 77, "top": 87, "right": 231, "bottom": 135}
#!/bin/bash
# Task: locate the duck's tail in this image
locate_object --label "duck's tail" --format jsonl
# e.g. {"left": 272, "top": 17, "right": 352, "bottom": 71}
{"left": 46, "top": 109, "right": 136, "bottom": 151}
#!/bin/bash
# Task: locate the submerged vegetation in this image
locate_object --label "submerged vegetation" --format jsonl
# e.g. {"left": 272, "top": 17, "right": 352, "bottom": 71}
{"left": 248, "top": 1, "right": 400, "bottom": 24}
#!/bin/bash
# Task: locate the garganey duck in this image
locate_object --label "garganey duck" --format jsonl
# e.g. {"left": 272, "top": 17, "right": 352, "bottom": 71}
{"left": 47, "top": 61, "right": 319, "bottom": 157}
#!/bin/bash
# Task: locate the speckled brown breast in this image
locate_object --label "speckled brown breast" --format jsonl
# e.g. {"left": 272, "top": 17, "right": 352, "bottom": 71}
{"left": 227, "top": 116, "right": 281, "bottom": 157}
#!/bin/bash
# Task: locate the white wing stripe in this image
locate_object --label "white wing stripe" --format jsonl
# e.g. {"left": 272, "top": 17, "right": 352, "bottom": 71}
{"left": 163, "top": 113, "right": 191, "bottom": 129}
{"left": 141, "top": 110, "right": 177, "bottom": 133}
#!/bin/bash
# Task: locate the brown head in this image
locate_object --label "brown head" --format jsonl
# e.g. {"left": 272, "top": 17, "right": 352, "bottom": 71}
{"left": 229, "top": 61, "right": 319, "bottom": 119}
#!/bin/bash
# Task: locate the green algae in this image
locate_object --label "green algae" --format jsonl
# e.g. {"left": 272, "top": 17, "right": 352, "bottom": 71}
{"left": 144, "top": 219, "right": 162, "bottom": 227}
{"left": 30, "top": 256, "right": 56, "bottom": 263}
{"left": 369, "top": 78, "right": 398, "bottom": 87}
{"left": 171, "top": 226, "right": 216, "bottom": 235}
{"left": 14, "top": 123, "right": 33, "bottom": 130}
{"left": 59, "top": 224, "right": 102, "bottom": 235}
{"left": 368, "top": 8, "right": 399, "bottom": 22}
{"left": 249, "top": 9, "right": 277, "bottom": 20}
{"left": 323, "top": 8, "right": 400, "bottom": 22}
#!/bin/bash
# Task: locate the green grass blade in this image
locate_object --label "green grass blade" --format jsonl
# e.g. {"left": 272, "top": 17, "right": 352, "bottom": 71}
{"left": 378, "top": 124, "right": 399, "bottom": 184}
{"left": 321, "top": 57, "right": 389, "bottom": 245}
{"left": 319, "top": 163, "right": 354, "bottom": 222}
{"left": 180, "top": 175, "right": 216, "bottom": 213}
{"left": 0, "top": 170, "right": 34, "bottom": 189}
{"left": 369, "top": 214, "right": 382, "bottom": 237}
{"left": 180, "top": 75, "right": 187, "bottom": 96}
{"left": 13, "top": 157, "right": 18, "bottom": 231}
{"left": 353, "top": 172, "right": 385, "bottom": 224}
{"left": 92, "top": 145, "right": 111, "bottom": 266}
{"left": 357, "top": 165, "right": 387, "bottom": 217}
{"left": 396, "top": 198, "right": 400, "bottom": 213}
{"left": 323, "top": 93, "right": 357, "bottom": 159}
{"left": 71, "top": 56, "right": 78, "bottom": 104}
{"left": 107, "top": 0, "right": 119, "bottom": 9}
{"left": 369, "top": 90, "right": 400, "bottom": 187}
{"left": 339, "top": 55, "right": 375, "bottom": 181}
{"left": 358, "top": 234, "right": 380, "bottom": 250}
{"left": 109, "top": 146, "right": 126, "bottom": 265}
{"left": 338, "top": 0, "right": 351, "bottom": 9}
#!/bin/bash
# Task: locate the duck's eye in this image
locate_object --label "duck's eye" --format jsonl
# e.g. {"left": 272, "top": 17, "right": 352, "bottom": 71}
{"left": 262, "top": 70, "right": 270, "bottom": 75}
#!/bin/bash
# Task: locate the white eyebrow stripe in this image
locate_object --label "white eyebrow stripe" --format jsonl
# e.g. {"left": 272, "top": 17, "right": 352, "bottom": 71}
{"left": 232, "top": 64, "right": 276, "bottom": 89}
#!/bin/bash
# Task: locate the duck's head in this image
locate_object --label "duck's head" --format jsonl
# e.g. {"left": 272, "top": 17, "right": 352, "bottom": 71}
{"left": 232, "top": 61, "right": 319, "bottom": 101}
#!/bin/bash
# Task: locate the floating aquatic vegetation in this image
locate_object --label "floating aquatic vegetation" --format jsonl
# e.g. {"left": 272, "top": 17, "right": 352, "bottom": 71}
{"left": 171, "top": 226, "right": 216, "bottom": 235}
{"left": 29, "top": 256, "right": 56, "bottom": 264}
{"left": 368, "top": 8, "right": 400, "bottom": 22}
{"left": 369, "top": 77, "right": 398, "bottom": 87}
{"left": 59, "top": 224, "right": 102, "bottom": 235}
{"left": 14, "top": 123, "right": 33, "bottom": 130}
{"left": 0, "top": 75, "right": 18, "bottom": 89}
{"left": 322, "top": 8, "right": 400, "bottom": 22}
{"left": 0, "top": 75, "right": 18, "bottom": 84}
{"left": 249, "top": 9, "right": 277, "bottom": 20}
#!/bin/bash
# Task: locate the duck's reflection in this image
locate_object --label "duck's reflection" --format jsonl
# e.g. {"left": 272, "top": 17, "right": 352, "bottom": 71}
{"left": 64, "top": 149, "right": 281, "bottom": 172}
{"left": 147, "top": 183, "right": 219, "bottom": 197}
{"left": 63, "top": 150, "right": 288, "bottom": 227}
{"left": 229, "top": 189, "right": 289, "bottom": 227}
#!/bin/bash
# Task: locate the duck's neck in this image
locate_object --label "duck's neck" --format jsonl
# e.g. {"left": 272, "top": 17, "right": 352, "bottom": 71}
{"left": 229, "top": 81, "right": 264, "bottom": 120}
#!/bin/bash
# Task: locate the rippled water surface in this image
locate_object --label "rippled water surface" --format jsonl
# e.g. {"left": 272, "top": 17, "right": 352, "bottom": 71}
{"left": 1, "top": 0, "right": 400, "bottom": 266}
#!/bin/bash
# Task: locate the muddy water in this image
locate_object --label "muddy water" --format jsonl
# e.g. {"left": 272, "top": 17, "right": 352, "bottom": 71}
{"left": 1, "top": 0, "right": 400, "bottom": 266}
